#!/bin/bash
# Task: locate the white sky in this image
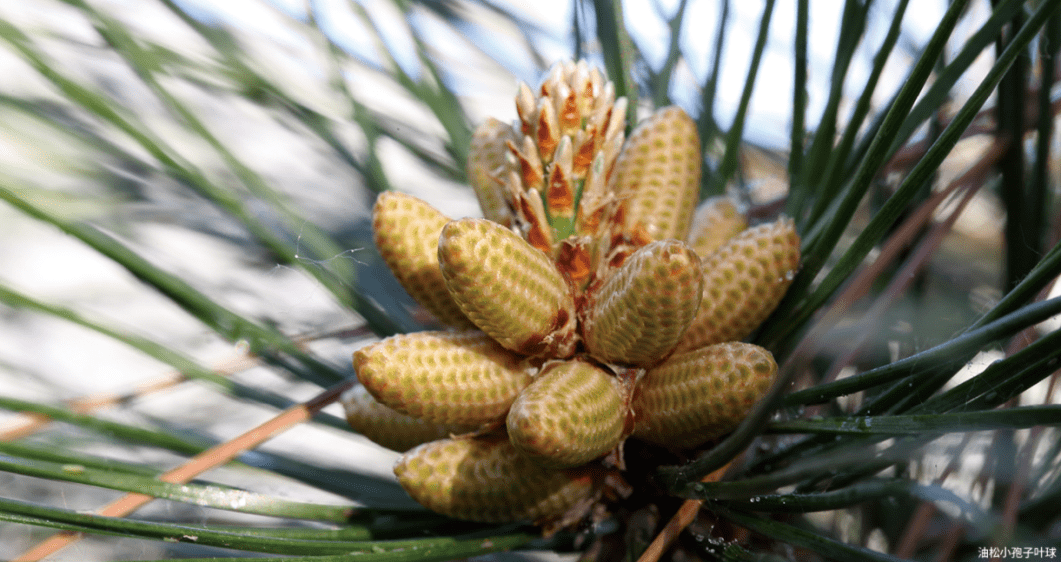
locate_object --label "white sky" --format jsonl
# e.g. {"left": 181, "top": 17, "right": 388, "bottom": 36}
{"left": 169, "top": 0, "right": 982, "bottom": 148}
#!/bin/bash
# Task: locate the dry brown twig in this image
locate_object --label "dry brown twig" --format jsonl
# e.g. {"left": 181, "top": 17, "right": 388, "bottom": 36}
{"left": 0, "top": 324, "right": 369, "bottom": 442}
{"left": 4, "top": 325, "right": 368, "bottom": 560}
{"left": 636, "top": 461, "right": 733, "bottom": 562}
{"left": 0, "top": 354, "right": 258, "bottom": 442}
{"left": 12, "top": 379, "right": 355, "bottom": 561}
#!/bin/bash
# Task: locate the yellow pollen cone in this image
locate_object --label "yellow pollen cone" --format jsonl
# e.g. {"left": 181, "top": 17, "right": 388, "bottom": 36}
{"left": 609, "top": 106, "right": 701, "bottom": 243}
{"left": 394, "top": 435, "right": 598, "bottom": 523}
{"left": 372, "top": 192, "right": 475, "bottom": 329}
{"left": 354, "top": 331, "right": 534, "bottom": 425}
{"left": 507, "top": 360, "right": 627, "bottom": 468}
{"left": 341, "top": 385, "right": 477, "bottom": 452}
{"left": 438, "top": 218, "right": 578, "bottom": 358}
{"left": 687, "top": 195, "right": 748, "bottom": 258}
{"left": 676, "top": 217, "right": 800, "bottom": 352}
{"left": 582, "top": 239, "right": 704, "bottom": 366}
{"left": 632, "top": 342, "right": 777, "bottom": 448}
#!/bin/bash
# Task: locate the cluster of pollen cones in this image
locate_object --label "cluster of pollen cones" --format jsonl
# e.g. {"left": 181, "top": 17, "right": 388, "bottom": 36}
{"left": 341, "top": 60, "right": 801, "bottom": 527}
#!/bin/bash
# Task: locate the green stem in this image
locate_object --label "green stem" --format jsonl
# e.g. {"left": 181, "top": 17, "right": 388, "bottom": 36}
{"left": 995, "top": 1, "right": 1035, "bottom": 291}
{"left": 793, "top": 0, "right": 870, "bottom": 217}
{"left": 763, "top": 0, "right": 1061, "bottom": 349}
{"left": 706, "top": 0, "right": 776, "bottom": 197}
{"left": 697, "top": 0, "right": 730, "bottom": 150}
{"left": 786, "top": 0, "right": 809, "bottom": 189}
{"left": 802, "top": 0, "right": 911, "bottom": 227}
{"left": 595, "top": 0, "right": 638, "bottom": 127}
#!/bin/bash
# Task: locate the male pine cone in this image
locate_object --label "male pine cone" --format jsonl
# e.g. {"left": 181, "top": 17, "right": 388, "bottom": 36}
{"left": 345, "top": 59, "right": 802, "bottom": 528}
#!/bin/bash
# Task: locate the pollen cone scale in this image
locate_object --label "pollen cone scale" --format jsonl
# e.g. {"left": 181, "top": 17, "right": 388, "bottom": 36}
{"left": 438, "top": 218, "right": 578, "bottom": 359}
{"left": 394, "top": 435, "right": 599, "bottom": 523}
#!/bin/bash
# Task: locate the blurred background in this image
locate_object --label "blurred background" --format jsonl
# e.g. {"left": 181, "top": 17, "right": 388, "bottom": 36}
{"left": 1, "top": 0, "right": 1055, "bottom": 559}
